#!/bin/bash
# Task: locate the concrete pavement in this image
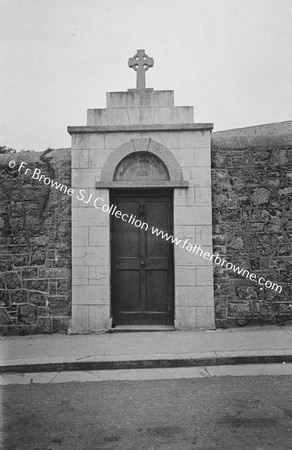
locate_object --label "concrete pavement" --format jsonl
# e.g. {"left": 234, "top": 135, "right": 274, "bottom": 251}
{"left": 1, "top": 325, "right": 292, "bottom": 373}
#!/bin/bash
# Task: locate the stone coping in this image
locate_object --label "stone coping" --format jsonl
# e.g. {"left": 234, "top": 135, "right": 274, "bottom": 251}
{"left": 67, "top": 123, "right": 214, "bottom": 134}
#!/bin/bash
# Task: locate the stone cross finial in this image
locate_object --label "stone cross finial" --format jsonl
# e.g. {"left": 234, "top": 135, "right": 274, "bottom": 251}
{"left": 128, "top": 49, "right": 154, "bottom": 89}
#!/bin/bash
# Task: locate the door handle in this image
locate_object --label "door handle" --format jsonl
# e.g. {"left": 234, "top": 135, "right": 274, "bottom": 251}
{"left": 141, "top": 260, "right": 146, "bottom": 267}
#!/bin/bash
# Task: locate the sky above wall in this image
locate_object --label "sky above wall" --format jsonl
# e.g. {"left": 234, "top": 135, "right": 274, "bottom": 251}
{"left": 1, "top": 0, "right": 292, "bottom": 151}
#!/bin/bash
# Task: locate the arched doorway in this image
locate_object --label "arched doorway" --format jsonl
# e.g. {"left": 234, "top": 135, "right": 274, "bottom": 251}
{"left": 110, "top": 150, "right": 174, "bottom": 325}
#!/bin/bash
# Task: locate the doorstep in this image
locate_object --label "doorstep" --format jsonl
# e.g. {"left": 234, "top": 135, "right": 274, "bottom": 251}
{"left": 112, "top": 325, "right": 175, "bottom": 332}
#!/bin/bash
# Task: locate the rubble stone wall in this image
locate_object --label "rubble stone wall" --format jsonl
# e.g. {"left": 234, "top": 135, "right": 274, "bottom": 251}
{"left": 211, "top": 146, "right": 292, "bottom": 327}
{"left": 0, "top": 149, "right": 71, "bottom": 334}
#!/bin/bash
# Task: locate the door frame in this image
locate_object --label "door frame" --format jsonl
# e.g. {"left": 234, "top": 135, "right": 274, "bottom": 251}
{"left": 110, "top": 188, "right": 174, "bottom": 326}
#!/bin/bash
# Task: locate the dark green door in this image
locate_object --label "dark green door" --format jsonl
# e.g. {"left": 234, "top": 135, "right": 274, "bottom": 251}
{"left": 111, "top": 190, "right": 174, "bottom": 325}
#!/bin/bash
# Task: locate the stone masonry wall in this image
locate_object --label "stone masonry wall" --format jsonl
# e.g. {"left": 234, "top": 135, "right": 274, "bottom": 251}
{"left": 1, "top": 141, "right": 291, "bottom": 334}
{"left": 212, "top": 146, "right": 292, "bottom": 328}
{"left": 0, "top": 149, "right": 71, "bottom": 334}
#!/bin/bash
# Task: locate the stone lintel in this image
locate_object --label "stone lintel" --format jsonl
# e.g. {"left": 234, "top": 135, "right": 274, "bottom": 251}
{"left": 68, "top": 123, "right": 214, "bottom": 134}
{"left": 95, "top": 181, "right": 188, "bottom": 189}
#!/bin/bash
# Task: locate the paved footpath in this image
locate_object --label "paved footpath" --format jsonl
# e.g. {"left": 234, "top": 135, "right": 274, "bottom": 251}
{"left": 1, "top": 325, "right": 292, "bottom": 374}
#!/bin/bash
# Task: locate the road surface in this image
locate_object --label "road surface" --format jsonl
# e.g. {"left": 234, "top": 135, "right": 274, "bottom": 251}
{"left": 1, "top": 373, "right": 292, "bottom": 449}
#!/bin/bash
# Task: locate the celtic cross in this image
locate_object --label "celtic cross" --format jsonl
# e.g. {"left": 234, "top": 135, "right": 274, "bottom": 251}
{"left": 128, "top": 49, "right": 154, "bottom": 89}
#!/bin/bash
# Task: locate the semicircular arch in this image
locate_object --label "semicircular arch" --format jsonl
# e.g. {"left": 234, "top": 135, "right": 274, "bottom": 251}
{"left": 100, "top": 138, "right": 184, "bottom": 183}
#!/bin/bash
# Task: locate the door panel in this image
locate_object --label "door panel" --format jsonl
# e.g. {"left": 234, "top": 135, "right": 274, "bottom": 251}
{"left": 115, "top": 202, "right": 140, "bottom": 257}
{"left": 118, "top": 270, "right": 140, "bottom": 311}
{"left": 145, "top": 200, "right": 172, "bottom": 257}
{"left": 111, "top": 191, "right": 174, "bottom": 325}
{"left": 147, "top": 270, "right": 168, "bottom": 311}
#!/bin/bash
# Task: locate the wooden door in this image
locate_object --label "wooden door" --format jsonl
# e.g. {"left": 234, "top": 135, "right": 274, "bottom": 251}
{"left": 111, "top": 190, "right": 174, "bottom": 325}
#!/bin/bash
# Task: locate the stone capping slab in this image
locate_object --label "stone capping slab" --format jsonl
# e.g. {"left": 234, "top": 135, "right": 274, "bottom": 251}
{"left": 127, "top": 88, "right": 154, "bottom": 92}
{"left": 67, "top": 123, "right": 214, "bottom": 134}
{"left": 106, "top": 89, "right": 174, "bottom": 108}
{"left": 95, "top": 181, "right": 188, "bottom": 189}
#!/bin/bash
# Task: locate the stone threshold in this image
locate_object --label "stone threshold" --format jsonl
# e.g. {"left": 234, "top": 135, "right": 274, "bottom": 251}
{"left": 112, "top": 325, "right": 175, "bottom": 332}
